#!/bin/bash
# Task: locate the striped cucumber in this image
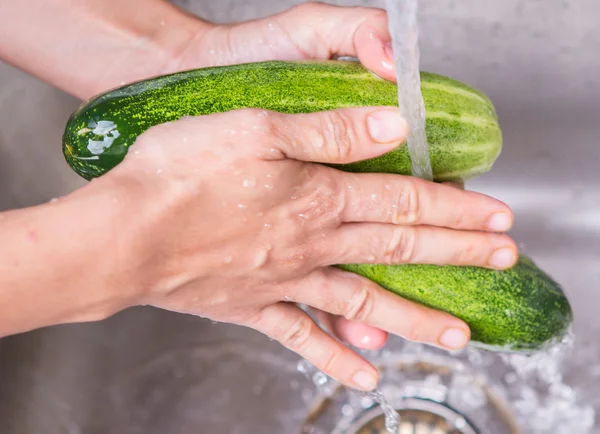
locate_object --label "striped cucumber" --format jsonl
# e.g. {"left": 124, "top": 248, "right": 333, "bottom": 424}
{"left": 61, "top": 60, "right": 572, "bottom": 352}
{"left": 63, "top": 60, "right": 501, "bottom": 181}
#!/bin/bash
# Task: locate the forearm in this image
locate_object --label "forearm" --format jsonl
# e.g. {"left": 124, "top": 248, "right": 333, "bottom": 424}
{"left": 0, "top": 0, "right": 209, "bottom": 100}
{"left": 0, "top": 178, "right": 143, "bottom": 337}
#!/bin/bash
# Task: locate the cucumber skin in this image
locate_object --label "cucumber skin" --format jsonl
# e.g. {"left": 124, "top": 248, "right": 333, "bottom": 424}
{"left": 337, "top": 255, "right": 572, "bottom": 352}
{"left": 62, "top": 60, "right": 502, "bottom": 181}
{"left": 61, "top": 60, "right": 572, "bottom": 353}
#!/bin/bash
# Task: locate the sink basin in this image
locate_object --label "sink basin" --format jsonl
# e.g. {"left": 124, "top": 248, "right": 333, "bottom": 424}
{"left": 1, "top": 0, "right": 598, "bottom": 433}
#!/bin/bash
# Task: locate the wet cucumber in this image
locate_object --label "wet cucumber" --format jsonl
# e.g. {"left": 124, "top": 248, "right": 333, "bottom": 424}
{"left": 62, "top": 60, "right": 572, "bottom": 352}
{"left": 338, "top": 256, "right": 572, "bottom": 352}
{"left": 63, "top": 60, "right": 502, "bottom": 180}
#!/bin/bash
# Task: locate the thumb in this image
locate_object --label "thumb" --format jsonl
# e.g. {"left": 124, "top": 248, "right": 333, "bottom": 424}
{"left": 198, "top": 3, "right": 396, "bottom": 82}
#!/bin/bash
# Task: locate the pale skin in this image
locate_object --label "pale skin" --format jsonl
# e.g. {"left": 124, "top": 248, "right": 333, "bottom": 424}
{"left": 0, "top": 0, "right": 518, "bottom": 391}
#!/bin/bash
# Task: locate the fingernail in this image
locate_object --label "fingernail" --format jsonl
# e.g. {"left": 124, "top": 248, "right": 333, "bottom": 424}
{"left": 352, "top": 370, "right": 377, "bottom": 391}
{"left": 487, "top": 212, "right": 512, "bottom": 232}
{"left": 367, "top": 109, "right": 407, "bottom": 144}
{"left": 489, "top": 247, "right": 516, "bottom": 268}
{"left": 382, "top": 42, "right": 395, "bottom": 70}
{"left": 439, "top": 328, "right": 469, "bottom": 350}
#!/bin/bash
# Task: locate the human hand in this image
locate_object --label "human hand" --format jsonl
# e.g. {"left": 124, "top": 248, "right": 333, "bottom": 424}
{"left": 175, "top": 2, "right": 398, "bottom": 83}
{"left": 107, "top": 106, "right": 517, "bottom": 391}
{"left": 170, "top": 2, "right": 501, "bottom": 351}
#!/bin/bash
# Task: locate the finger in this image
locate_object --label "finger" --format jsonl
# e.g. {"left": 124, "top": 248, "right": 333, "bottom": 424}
{"left": 252, "top": 303, "right": 379, "bottom": 391}
{"left": 311, "top": 308, "right": 389, "bottom": 350}
{"left": 274, "top": 3, "right": 397, "bottom": 81}
{"left": 318, "top": 223, "right": 518, "bottom": 269}
{"left": 338, "top": 172, "right": 513, "bottom": 232}
{"left": 291, "top": 267, "right": 471, "bottom": 352}
{"left": 262, "top": 107, "right": 408, "bottom": 164}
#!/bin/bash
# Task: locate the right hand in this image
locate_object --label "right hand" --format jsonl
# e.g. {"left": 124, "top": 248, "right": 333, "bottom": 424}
{"left": 105, "top": 106, "right": 516, "bottom": 391}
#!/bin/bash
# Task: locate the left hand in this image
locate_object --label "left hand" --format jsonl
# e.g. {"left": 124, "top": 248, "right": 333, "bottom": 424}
{"left": 166, "top": 2, "right": 406, "bottom": 352}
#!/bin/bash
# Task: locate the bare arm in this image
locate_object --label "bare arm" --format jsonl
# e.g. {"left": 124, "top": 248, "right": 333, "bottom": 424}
{"left": 0, "top": 0, "right": 207, "bottom": 99}
{"left": 0, "top": 177, "right": 141, "bottom": 336}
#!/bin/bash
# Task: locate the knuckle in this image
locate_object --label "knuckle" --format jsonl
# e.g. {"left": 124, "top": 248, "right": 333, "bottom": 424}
{"left": 281, "top": 315, "right": 315, "bottom": 351}
{"left": 392, "top": 179, "right": 421, "bottom": 224}
{"left": 345, "top": 286, "right": 375, "bottom": 322}
{"left": 301, "top": 178, "right": 345, "bottom": 224}
{"left": 384, "top": 227, "right": 417, "bottom": 264}
{"left": 320, "top": 111, "right": 357, "bottom": 162}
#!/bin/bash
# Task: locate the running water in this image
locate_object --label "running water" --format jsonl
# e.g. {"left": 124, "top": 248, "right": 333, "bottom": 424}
{"left": 386, "top": 0, "right": 433, "bottom": 181}
{"left": 296, "top": 359, "right": 400, "bottom": 433}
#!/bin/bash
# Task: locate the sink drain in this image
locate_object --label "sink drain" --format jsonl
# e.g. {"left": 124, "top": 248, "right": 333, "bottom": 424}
{"left": 334, "top": 398, "right": 477, "bottom": 434}
{"left": 299, "top": 348, "right": 519, "bottom": 434}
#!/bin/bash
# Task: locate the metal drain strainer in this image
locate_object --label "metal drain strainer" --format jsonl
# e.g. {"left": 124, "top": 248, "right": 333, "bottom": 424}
{"left": 334, "top": 398, "right": 477, "bottom": 434}
{"left": 300, "top": 349, "right": 519, "bottom": 434}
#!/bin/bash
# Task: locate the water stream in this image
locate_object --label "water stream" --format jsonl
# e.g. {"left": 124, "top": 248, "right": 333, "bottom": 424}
{"left": 386, "top": 0, "right": 433, "bottom": 182}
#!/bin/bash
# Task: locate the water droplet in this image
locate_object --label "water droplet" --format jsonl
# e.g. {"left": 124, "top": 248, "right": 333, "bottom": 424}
{"left": 385, "top": 184, "right": 392, "bottom": 191}
{"left": 297, "top": 359, "right": 313, "bottom": 375}
{"left": 342, "top": 404, "right": 354, "bottom": 416}
{"left": 381, "top": 60, "right": 393, "bottom": 70}
{"left": 263, "top": 223, "right": 271, "bottom": 228}
{"left": 264, "top": 184, "right": 274, "bottom": 189}
{"left": 208, "top": 49, "right": 216, "bottom": 55}
{"left": 258, "top": 110, "right": 269, "bottom": 117}
{"left": 156, "top": 168, "right": 163, "bottom": 174}
{"left": 242, "top": 178, "right": 256, "bottom": 188}
{"left": 266, "top": 173, "right": 273, "bottom": 178}
{"left": 267, "top": 20, "right": 275, "bottom": 30}
{"left": 368, "top": 255, "right": 376, "bottom": 261}
{"left": 368, "top": 32, "right": 375, "bottom": 40}
{"left": 283, "top": 296, "right": 292, "bottom": 302}
{"left": 224, "top": 256, "right": 233, "bottom": 264}
{"left": 133, "top": 149, "right": 141, "bottom": 155}
{"left": 312, "top": 371, "right": 328, "bottom": 386}
{"left": 298, "top": 213, "right": 307, "bottom": 219}
{"left": 49, "top": 197, "right": 59, "bottom": 203}
{"left": 238, "top": 203, "right": 248, "bottom": 209}
{"left": 506, "top": 309, "right": 512, "bottom": 317}
{"left": 253, "top": 247, "right": 270, "bottom": 268}
{"left": 371, "top": 193, "right": 378, "bottom": 200}
{"left": 347, "top": 184, "right": 354, "bottom": 190}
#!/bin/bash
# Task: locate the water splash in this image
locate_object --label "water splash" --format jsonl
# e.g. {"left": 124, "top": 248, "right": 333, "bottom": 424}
{"left": 296, "top": 359, "right": 400, "bottom": 433}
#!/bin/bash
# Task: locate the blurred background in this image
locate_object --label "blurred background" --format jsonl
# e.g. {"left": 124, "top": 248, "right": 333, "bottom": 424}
{"left": 1, "top": 0, "right": 599, "bottom": 433}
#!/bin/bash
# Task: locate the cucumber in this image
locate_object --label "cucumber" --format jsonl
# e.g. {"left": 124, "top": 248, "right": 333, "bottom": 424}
{"left": 338, "top": 255, "right": 572, "bottom": 352}
{"left": 62, "top": 60, "right": 502, "bottom": 180}
{"left": 61, "top": 60, "right": 572, "bottom": 353}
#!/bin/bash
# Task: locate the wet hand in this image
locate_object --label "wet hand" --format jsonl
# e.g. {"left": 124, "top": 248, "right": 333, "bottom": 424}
{"left": 175, "top": 1, "right": 408, "bottom": 352}
{"left": 177, "top": 2, "right": 398, "bottom": 84}
{"left": 111, "top": 106, "right": 517, "bottom": 391}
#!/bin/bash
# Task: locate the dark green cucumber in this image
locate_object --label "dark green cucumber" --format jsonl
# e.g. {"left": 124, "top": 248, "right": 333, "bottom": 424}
{"left": 62, "top": 60, "right": 502, "bottom": 181}
{"left": 338, "top": 255, "right": 572, "bottom": 352}
{"left": 61, "top": 60, "right": 572, "bottom": 353}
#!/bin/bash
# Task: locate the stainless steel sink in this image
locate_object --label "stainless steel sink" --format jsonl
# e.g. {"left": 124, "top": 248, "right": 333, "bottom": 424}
{"left": 1, "top": 0, "right": 599, "bottom": 433}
